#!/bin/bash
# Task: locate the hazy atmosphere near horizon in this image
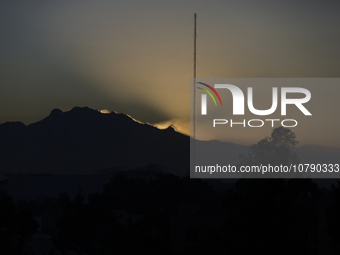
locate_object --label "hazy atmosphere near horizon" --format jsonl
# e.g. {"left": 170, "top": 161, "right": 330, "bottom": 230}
{"left": 1, "top": 0, "right": 340, "bottom": 147}
{"left": 2, "top": 3, "right": 340, "bottom": 254}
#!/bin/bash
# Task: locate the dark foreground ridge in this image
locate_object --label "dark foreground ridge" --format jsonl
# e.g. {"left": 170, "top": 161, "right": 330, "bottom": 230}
{"left": 1, "top": 109, "right": 340, "bottom": 254}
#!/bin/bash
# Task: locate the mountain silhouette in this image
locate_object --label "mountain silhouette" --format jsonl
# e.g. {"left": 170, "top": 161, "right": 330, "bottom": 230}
{"left": 0, "top": 107, "right": 190, "bottom": 175}
{"left": 0, "top": 107, "right": 339, "bottom": 177}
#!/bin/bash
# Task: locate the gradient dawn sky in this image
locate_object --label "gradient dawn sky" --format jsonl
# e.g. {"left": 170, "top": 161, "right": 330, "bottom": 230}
{"left": 1, "top": 0, "right": 339, "bottom": 146}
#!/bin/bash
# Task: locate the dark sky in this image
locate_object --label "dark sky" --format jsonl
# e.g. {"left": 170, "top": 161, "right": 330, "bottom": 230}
{"left": 1, "top": 0, "right": 339, "bottom": 145}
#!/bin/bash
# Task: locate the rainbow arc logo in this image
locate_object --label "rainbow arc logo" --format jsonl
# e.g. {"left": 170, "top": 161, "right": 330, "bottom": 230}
{"left": 196, "top": 82, "right": 222, "bottom": 115}
{"left": 196, "top": 82, "right": 222, "bottom": 106}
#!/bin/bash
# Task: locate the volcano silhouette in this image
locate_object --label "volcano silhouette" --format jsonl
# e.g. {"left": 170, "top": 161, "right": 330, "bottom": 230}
{"left": 0, "top": 107, "right": 190, "bottom": 175}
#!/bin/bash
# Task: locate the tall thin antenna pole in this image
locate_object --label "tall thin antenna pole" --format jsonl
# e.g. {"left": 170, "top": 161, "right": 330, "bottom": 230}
{"left": 193, "top": 13, "right": 197, "bottom": 141}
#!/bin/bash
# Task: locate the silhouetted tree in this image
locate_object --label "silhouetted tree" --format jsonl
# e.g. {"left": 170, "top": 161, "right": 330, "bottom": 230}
{"left": 55, "top": 189, "right": 156, "bottom": 255}
{"left": 0, "top": 196, "right": 38, "bottom": 254}
{"left": 239, "top": 126, "right": 299, "bottom": 166}
{"left": 327, "top": 181, "right": 340, "bottom": 254}
{"left": 223, "top": 127, "right": 321, "bottom": 254}
{"left": 54, "top": 173, "right": 221, "bottom": 254}
{"left": 222, "top": 178, "right": 320, "bottom": 254}
{"left": 54, "top": 193, "right": 98, "bottom": 254}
